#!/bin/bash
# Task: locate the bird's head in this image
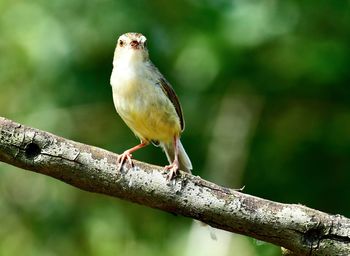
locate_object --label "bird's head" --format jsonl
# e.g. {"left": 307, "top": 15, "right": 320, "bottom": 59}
{"left": 114, "top": 32, "right": 149, "bottom": 63}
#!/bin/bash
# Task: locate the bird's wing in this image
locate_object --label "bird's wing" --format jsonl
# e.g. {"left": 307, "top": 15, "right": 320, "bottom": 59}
{"left": 158, "top": 77, "right": 185, "bottom": 131}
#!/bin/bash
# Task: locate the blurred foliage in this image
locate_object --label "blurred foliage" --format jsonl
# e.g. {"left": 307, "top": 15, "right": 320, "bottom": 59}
{"left": 0, "top": 0, "right": 349, "bottom": 255}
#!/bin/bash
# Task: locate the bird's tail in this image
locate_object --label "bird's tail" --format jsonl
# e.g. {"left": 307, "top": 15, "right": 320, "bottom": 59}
{"left": 162, "top": 139, "right": 192, "bottom": 173}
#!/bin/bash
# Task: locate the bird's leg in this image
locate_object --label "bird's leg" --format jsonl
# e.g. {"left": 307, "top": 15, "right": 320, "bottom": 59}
{"left": 117, "top": 140, "right": 148, "bottom": 171}
{"left": 165, "top": 136, "right": 180, "bottom": 180}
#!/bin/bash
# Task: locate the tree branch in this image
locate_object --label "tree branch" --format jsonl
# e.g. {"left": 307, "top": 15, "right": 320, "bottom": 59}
{"left": 0, "top": 116, "right": 349, "bottom": 255}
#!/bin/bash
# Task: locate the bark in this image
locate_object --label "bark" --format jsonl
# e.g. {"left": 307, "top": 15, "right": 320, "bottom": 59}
{"left": 0, "top": 116, "right": 349, "bottom": 256}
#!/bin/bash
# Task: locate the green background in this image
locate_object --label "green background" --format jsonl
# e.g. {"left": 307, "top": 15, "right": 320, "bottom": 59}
{"left": 0, "top": 1, "right": 349, "bottom": 255}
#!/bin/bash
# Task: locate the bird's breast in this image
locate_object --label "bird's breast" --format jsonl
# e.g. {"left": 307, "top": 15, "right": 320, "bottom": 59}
{"left": 111, "top": 65, "right": 181, "bottom": 142}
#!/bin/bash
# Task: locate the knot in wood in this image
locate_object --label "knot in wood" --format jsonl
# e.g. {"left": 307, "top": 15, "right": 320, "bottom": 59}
{"left": 25, "top": 143, "right": 41, "bottom": 159}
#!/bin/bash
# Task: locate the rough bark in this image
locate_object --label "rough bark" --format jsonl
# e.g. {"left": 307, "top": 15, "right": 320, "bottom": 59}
{"left": 0, "top": 116, "right": 349, "bottom": 255}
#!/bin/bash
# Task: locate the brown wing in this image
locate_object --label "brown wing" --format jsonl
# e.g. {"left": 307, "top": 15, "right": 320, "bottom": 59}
{"left": 159, "top": 78, "right": 185, "bottom": 131}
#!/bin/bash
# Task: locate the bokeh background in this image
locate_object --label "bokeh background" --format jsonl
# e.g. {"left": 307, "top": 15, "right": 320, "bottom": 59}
{"left": 1, "top": 1, "right": 349, "bottom": 255}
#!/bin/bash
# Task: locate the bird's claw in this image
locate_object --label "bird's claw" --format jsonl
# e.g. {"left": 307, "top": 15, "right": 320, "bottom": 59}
{"left": 117, "top": 151, "right": 134, "bottom": 171}
{"left": 165, "top": 162, "right": 179, "bottom": 181}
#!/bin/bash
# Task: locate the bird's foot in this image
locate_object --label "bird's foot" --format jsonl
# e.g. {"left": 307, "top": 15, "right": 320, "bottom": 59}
{"left": 165, "top": 161, "right": 179, "bottom": 181}
{"left": 117, "top": 150, "right": 134, "bottom": 171}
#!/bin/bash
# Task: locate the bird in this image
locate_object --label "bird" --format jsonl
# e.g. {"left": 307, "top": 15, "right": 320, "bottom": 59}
{"left": 110, "top": 32, "right": 192, "bottom": 180}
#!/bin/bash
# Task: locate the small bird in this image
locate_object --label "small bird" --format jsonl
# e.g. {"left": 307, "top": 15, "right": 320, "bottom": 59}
{"left": 110, "top": 32, "right": 192, "bottom": 180}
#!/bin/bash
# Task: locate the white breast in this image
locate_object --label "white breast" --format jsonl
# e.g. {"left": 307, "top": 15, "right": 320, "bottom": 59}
{"left": 110, "top": 52, "right": 181, "bottom": 142}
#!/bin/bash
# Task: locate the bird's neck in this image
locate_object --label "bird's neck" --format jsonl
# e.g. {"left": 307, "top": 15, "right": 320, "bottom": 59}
{"left": 111, "top": 50, "right": 150, "bottom": 89}
{"left": 113, "top": 50, "right": 148, "bottom": 69}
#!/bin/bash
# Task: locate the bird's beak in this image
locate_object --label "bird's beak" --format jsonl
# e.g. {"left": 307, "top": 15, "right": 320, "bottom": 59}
{"left": 130, "top": 40, "right": 140, "bottom": 49}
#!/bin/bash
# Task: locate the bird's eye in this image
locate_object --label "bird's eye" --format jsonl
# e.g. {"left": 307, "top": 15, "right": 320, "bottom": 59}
{"left": 143, "top": 40, "right": 147, "bottom": 47}
{"left": 119, "top": 40, "right": 124, "bottom": 47}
